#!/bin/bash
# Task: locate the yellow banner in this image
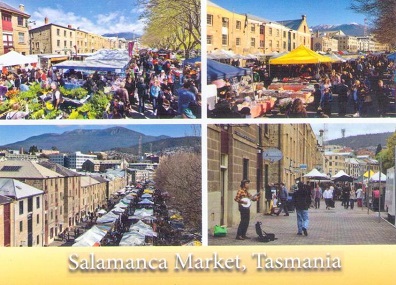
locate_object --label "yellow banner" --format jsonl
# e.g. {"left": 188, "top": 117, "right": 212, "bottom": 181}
{"left": 1, "top": 246, "right": 395, "bottom": 284}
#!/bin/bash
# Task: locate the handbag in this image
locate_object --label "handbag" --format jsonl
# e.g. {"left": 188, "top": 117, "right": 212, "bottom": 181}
{"left": 213, "top": 225, "right": 227, "bottom": 237}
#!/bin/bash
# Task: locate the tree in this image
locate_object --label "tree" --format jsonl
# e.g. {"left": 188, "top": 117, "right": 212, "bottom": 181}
{"left": 136, "top": 0, "right": 201, "bottom": 57}
{"left": 376, "top": 132, "right": 396, "bottom": 170}
{"left": 375, "top": 144, "right": 382, "bottom": 155}
{"left": 350, "top": 0, "right": 396, "bottom": 46}
{"left": 28, "top": 145, "right": 39, "bottom": 154}
{"left": 154, "top": 152, "right": 201, "bottom": 230}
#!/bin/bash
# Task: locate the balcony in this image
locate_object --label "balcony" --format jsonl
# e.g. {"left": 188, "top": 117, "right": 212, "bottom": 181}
{"left": 2, "top": 20, "right": 13, "bottom": 32}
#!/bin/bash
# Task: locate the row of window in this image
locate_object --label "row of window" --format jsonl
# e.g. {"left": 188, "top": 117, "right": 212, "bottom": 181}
{"left": 19, "top": 197, "right": 40, "bottom": 215}
{"left": 2, "top": 14, "right": 25, "bottom": 26}
{"left": 207, "top": 14, "right": 298, "bottom": 39}
{"left": 207, "top": 34, "right": 297, "bottom": 50}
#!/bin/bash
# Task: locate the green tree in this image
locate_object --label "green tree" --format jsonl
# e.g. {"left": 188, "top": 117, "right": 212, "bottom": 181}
{"left": 375, "top": 144, "right": 382, "bottom": 155}
{"left": 350, "top": 0, "right": 396, "bottom": 46}
{"left": 137, "top": 0, "right": 201, "bottom": 57}
{"left": 28, "top": 145, "right": 39, "bottom": 154}
{"left": 376, "top": 132, "right": 396, "bottom": 170}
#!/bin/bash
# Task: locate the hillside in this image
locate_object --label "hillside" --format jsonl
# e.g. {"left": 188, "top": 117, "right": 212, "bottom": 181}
{"left": 326, "top": 132, "right": 393, "bottom": 149}
{"left": 311, "top": 23, "right": 367, "bottom": 37}
{"left": 113, "top": 136, "right": 201, "bottom": 154}
{"left": 1, "top": 127, "right": 170, "bottom": 153}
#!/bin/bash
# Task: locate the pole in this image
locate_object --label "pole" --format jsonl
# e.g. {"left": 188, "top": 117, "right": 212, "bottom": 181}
{"left": 367, "top": 163, "right": 371, "bottom": 214}
{"left": 378, "top": 157, "right": 382, "bottom": 222}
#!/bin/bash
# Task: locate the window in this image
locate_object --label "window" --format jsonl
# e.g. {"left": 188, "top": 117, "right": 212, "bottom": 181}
{"left": 269, "top": 28, "right": 272, "bottom": 36}
{"left": 64, "top": 30, "right": 66, "bottom": 37}
{"left": 70, "top": 32, "right": 72, "bottom": 37}
{"left": 36, "top": 197, "right": 40, "bottom": 209}
{"left": 222, "top": 34, "right": 228, "bottom": 46}
{"left": 18, "top": 16, "right": 24, "bottom": 26}
{"left": 50, "top": 228, "right": 54, "bottom": 239}
{"left": 283, "top": 41, "right": 286, "bottom": 49}
{"left": 260, "top": 25, "right": 264, "bottom": 35}
{"left": 3, "top": 34, "right": 13, "bottom": 48}
{"left": 19, "top": 201, "right": 23, "bottom": 215}
{"left": 251, "top": 24, "right": 255, "bottom": 33}
{"left": 276, "top": 29, "right": 279, "bottom": 36}
{"left": 236, "top": 21, "right": 241, "bottom": 30}
{"left": 19, "top": 221, "right": 23, "bottom": 232}
{"left": 57, "top": 40, "right": 60, "bottom": 47}
{"left": 37, "top": 214, "right": 40, "bottom": 224}
{"left": 28, "top": 198, "right": 33, "bottom": 212}
{"left": 70, "top": 41, "right": 72, "bottom": 48}
{"left": 243, "top": 158, "right": 249, "bottom": 180}
{"left": 37, "top": 235, "right": 40, "bottom": 245}
{"left": 251, "top": 37, "right": 255, "bottom": 47}
{"left": 207, "top": 14, "right": 213, "bottom": 25}
{"left": 222, "top": 17, "right": 228, "bottom": 28}
{"left": 269, "top": 40, "right": 272, "bottom": 48}
{"left": 57, "top": 29, "right": 60, "bottom": 36}
{"left": 207, "top": 35, "right": 212, "bottom": 45}
{"left": 64, "top": 40, "right": 67, "bottom": 47}
{"left": 260, "top": 40, "right": 264, "bottom": 48}
{"left": 2, "top": 14, "right": 11, "bottom": 21}
{"left": 236, "top": 38, "right": 241, "bottom": 46}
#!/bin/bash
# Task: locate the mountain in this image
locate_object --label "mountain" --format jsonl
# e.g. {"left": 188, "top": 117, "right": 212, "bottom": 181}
{"left": 113, "top": 136, "right": 201, "bottom": 154}
{"left": 102, "top": 32, "right": 141, "bottom": 40}
{"left": 311, "top": 23, "right": 367, "bottom": 37}
{"left": 1, "top": 127, "right": 171, "bottom": 153}
{"left": 326, "top": 132, "right": 393, "bottom": 150}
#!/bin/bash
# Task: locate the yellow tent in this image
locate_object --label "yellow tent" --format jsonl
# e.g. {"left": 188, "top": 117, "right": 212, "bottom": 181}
{"left": 269, "top": 45, "right": 335, "bottom": 65}
{"left": 363, "top": 170, "right": 375, "bottom": 178}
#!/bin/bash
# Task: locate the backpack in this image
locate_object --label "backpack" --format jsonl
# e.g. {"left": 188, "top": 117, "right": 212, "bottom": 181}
{"left": 255, "top": 221, "right": 276, "bottom": 242}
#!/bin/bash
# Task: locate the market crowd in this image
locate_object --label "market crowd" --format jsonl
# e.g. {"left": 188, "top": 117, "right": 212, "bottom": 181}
{"left": 1, "top": 50, "right": 201, "bottom": 120}
{"left": 209, "top": 52, "right": 396, "bottom": 118}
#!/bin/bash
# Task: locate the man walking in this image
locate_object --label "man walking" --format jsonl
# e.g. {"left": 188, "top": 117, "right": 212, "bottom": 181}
{"left": 294, "top": 181, "right": 312, "bottom": 236}
{"left": 276, "top": 183, "right": 289, "bottom": 216}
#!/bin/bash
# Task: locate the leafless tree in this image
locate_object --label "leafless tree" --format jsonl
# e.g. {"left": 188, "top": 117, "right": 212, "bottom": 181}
{"left": 154, "top": 152, "right": 201, "bottom": 230}
{"left": 350, "top": 0, "right": 396, "bottom": 46}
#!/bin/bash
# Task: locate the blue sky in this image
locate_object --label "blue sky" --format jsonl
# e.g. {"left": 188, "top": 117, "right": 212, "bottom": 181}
{"left": 0, "top": 124, "right": 201, "bottom": 146}
{"left": 6, "top": 0, "right": 146, "bottom": 35}
{"left": 210, "top": 0, "right": 368, "bottom": 26}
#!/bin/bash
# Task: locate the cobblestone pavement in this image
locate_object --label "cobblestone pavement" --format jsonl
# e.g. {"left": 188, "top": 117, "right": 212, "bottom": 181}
{"left": 209, "top": 202, "right": 396, "bottom": 246}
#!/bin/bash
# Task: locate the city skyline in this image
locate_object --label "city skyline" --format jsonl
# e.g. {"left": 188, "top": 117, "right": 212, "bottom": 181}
{"left": 0, "top": 124, "right": 200, "bottom": 146}
{"left": 210, "top": 0, "right": 368, "bottom": 27}
{"left": 6, "top": 0, "right": 146, "bottom": 35}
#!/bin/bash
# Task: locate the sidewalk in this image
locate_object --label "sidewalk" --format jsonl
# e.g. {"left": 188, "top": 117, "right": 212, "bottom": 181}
{"left": 209, "top": 202, "right": 396, "bottom": 245}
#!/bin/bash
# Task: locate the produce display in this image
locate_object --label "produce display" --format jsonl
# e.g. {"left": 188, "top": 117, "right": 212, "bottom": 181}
{"left": 0, "top": 83, "right": 111, "bottom": 120}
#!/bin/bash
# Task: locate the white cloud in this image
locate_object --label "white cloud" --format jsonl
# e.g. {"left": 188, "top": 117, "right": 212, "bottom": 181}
{"left": 31, "top": 7, "right": 146, "bottom": 35}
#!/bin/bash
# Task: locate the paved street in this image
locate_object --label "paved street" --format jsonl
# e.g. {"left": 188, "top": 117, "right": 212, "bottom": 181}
{"left": 209, "top": 202, "right": 396, "bottom": 245}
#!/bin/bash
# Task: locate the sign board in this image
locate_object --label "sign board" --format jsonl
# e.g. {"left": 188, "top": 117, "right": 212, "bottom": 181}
{"left": 300, "top": 164, "right": 308, "bottom": 170}
{"left": 262, "top": 148, "right": 282, "bottom": 162}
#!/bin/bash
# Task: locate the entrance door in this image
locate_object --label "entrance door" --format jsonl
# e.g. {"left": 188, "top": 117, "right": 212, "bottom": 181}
{"left": 27, "top": 214, "right": 33, "bottom": 247}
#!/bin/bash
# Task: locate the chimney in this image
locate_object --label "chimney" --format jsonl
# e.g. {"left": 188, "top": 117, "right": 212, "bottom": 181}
{"left": 302, "top": 15, "right": 306, "bottom": 20}
{"left": 19, "top": 4, "right": 24, "bottom": 12}
{"left": 44, "top": 17, "right": 49, "bottom": 25}
{"left": 68, "top": 25, "right": 72, "bottom": 29}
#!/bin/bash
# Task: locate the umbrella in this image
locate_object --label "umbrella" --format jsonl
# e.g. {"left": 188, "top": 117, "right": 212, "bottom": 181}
{"left": 332, "top": 170, "right": 353, "bottom": 182}
{"left": 369, "top": 172, "right": 386, "bottom": 182}
{"left": 304, "top": 168, "right": 329, "bottom": 180}
{"left": 363, "top": 170, "right": 375, "bottom": 178}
